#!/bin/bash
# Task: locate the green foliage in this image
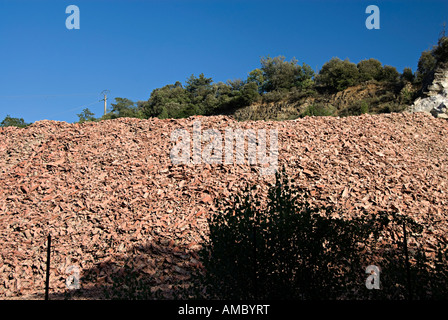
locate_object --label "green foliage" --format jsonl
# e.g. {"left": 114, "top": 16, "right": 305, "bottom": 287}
{"left": 381, "top": 65, "right": 400, "bottom": 83}
{"left": 261, "top": 90, "right": 285, "bottom": 104}
{"left": 377, "top": 101, "right": 408, "bottom": 114}
{"left": 76, "top": 108, "right": 96, "bottom": 123}
{"left": 73, "top": 48, "right": 438, "bottom": 121}
{"left": 247, "top": 68, "right": 265, "bottom": 93}
{"left": 300, "top": 103, "right": 336, "bottom": 117}
{"left": 399, "top": 86, "right": 416, "bottom": 105}
{"left": 185, "top": 73, "right": 213, "bottom": 94}
{"left": 316, "top": 57, "right": 359, "bottom": 92}
{"left": 357, "top": 59, "right": 399, "bottom": 83}
{"left": 287, "top": 86, "right": 318, "bottom": 103}
{"left": 416, "top": 50, "right": 437, "bottom": 84}
{"left": 400, "top": 67, "right": 415, "bottom": 83}
{"left": 142, "top": 74, "right": 260, "bottom": 119}
{"left": 0, "top": 115, "right": 30, "bottom": 128}
{"left": 412, "top": 36, "right": 448, "bottom": 94}
{"left": 360, "top": 100, "right": 369, "bottom": 114}
{"left": 296, "top": 63, "right": 315, "bottom": 90}
{"left": 102, "top": 97, "right": 145, "bottom": 120}
{"left": 143, "top": 82, "right": 193, "bottom": 119}
{"left": 239, "top": 82, "right": 261, "bottom": 106}
{"left": 357, "top": 58, "right": 383, "bottom": 82}
{"left": 433, "top": 36, "right": 448, "bottom": 64}
{"left": 259, "top": 56, "right": 314, "bottom": 92}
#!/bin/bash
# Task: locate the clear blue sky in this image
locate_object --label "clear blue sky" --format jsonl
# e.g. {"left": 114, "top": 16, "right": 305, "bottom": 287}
{"left": 0, "top": 0, "right": 447, "bottom": 124}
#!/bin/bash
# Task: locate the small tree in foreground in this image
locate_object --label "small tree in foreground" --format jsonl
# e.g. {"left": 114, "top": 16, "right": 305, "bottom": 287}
{"left": 195, "top": 169, "right": 390, "bottom": 299}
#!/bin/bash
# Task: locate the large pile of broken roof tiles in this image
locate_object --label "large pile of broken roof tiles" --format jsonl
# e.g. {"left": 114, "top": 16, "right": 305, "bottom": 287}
{"left": 0, "top": 112, "right": 447, "bottom": 299}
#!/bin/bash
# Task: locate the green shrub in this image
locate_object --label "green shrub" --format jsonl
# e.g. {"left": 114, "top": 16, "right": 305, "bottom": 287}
{"left": 288, "top": 86, "right": 317, "bottom": 103}
{"left": 357, "top": 58, "right": 383, "bottom": 82}
{"left": 0, "top": 115, "right": 30, "bottom": 128}
{"left": 360, "top": 101, "right": 369, "bottom": 114}
{"left": 316, "top": 57, "right": 359, "bottom": 92}
{"left": 77, "top": 108, "right": 97, "bottom": 123}
{"left": 399, "top": 87, "right": 416, "bottom": 105}
{"left": 433, "top": 36, "right": 448, "bottom": 64}
{"left": 415, "top": 50, "right": 437, "bottom": 84}
{"left": 400, "top": 67, "right": 415, "bottom": 83}
{"left": 300, "top": 103, "right": 336, "bottom": 117}
{"left": 339, "top": 102, "right": 363, "bottom": 117}
{"left": 259, "top": 56, "right": 315, "bottom": 92}
{"left": 377, "top": 102, "right": 407, "bottom": 114}
{"left": 262, "top": 90, "right": 286, "bottom": 103}
{"left": 381, "top": 65, "right": 400, "bottom": 83}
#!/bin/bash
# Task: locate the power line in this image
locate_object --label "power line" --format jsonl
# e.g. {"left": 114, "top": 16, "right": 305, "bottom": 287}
{"left": 45, "top": 99, "right": 101, "bottom": 118}
{"left": 46, "top": 89, "right": 112, "bottom": 119}
{"left": 0, "top": 93, "right": 99, "bottom": 99}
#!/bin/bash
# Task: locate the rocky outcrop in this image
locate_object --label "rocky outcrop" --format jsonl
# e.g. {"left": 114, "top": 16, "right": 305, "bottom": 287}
{"left": 410, "top": 62, "right": 448, "bottom": 118}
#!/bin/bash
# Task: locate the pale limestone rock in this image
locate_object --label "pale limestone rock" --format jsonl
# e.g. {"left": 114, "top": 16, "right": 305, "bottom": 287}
{"left": 410, "top": 64, "right": 448, "bottom": 118}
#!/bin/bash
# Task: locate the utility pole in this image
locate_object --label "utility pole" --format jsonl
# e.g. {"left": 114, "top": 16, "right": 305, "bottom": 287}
{"left": 100, "top": 90, "right": 110, "bottom": 116}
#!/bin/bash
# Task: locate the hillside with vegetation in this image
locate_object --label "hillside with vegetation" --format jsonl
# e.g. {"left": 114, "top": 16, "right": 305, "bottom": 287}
{"left": 1, "top": 36, "right": 447, "bottom": 127}
{"left": 81, "top": 35, "right": 447, "bottom": 124}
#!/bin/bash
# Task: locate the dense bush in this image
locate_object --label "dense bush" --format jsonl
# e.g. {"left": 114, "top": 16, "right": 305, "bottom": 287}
{"left": 258, "top": 56, "right": 315, "bottom": 93}
{"left": 142, "top": 82, "right": 194, "bottom": 119}
{"left": 357, "top": 58, "right": 383, "bottom": 82}
{"left": 76, "top": 108, "right": 97, "bottom": 123}
{"left": 400, "top": 67, "right": 415, "bottom": 83}
{"left": 246, "top": 68, "right": 265, "bottom": 93}
{"left": 339, "top": 101, "right": 368, "bottom": 117}
{"left": 300, "top": 103, "right": 336, "bottom": 117}
{"left": 412, "top": 36, "right": 448, "bottom": 95}
{"left": 377, "top": 102, "right": 408, "bottom": 114}
{"left": 381, "top": 65, "right": 400, "bottom": 83}
{"left": 0, "top": 115, "right": 30, "bottom": 128}
{"left": 193, "top": 169, "right": 387, "bottom": 299}
{"left": 316, "top": 57, "right": 360, "bottom": 92}
{"left": 415, "top": 50, "right": 437, "bottom": 84}
{"left": 140, "top": 74, "right": 260, "bottom": 119}
{"left": 262, "top": 90, "right": 286, "bottom": 104}
{"left": 106, "top": 98, "right": 145, "bottom": 119}
{"left": 433, "top": 36, "right": 448, "bottom": 64}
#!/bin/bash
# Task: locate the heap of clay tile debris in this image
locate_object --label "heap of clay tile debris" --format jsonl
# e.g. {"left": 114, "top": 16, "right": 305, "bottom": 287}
{"left": 0, "top": 112, "right": 447, "bottom": 299}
